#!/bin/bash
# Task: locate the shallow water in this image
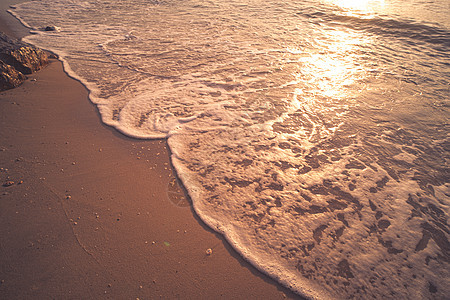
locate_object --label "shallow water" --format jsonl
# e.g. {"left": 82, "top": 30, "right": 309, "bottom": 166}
{"left": 10, "top": 0, "right": 449, "bottom": 298}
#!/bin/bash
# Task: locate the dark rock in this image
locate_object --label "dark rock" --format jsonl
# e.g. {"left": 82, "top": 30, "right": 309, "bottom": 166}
{"left": 0, "top": 31, "right": 48, "bottom": 76}
{"left": 0, "top": 60, "right": 26, "bottom": 90}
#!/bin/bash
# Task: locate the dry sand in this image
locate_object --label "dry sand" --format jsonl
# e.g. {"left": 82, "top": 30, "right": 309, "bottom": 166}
{"left": 0, "top": 0, "right": 301, "bottom": 299}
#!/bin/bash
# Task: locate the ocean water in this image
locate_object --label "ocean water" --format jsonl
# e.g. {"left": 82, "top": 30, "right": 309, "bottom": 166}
{"left": 10, "top": 0, "right": 449, "bottom": 298}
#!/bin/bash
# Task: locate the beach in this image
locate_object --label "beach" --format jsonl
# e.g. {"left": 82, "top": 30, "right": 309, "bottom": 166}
{"left": 2, "top": 0, "right": 449, "bottom": 298}
{"left": 0, "top": 1, "right": 299, "bottom": 298}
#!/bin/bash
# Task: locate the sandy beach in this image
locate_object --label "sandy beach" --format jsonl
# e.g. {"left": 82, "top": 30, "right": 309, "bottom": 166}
{"left": 0, "top": 1, "right": 300, "bottom": 299}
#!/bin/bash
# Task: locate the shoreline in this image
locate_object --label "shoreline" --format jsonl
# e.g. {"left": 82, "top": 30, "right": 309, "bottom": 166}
{"left": 0, "top": 1, "right": 301, "bottom": 299}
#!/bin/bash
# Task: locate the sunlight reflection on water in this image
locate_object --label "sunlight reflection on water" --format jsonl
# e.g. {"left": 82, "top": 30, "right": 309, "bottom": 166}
{"left": 327, "top": 0, "right": 385, "bottom": 12}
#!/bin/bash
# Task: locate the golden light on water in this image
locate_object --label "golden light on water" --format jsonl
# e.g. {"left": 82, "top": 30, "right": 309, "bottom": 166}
{"left": 295, "top": 29, "right": 371, "bottom": 101}
{"left": 299, "top": 1, "right": 384, "bottom": 101}
{"left": 328, "top": 0, "right": 385, "bottom": 12}
{"left": 285, "top": 16, "right": 375, "bottom": 142}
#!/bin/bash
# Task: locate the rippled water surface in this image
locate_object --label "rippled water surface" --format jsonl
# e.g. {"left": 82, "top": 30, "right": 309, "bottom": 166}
{"left": 11, "top": 0, "right": 449, "bottom": 298}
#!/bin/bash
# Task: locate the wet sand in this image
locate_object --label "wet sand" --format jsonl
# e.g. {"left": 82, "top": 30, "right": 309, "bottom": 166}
{"left": 0, "top": 0, "right": 301, "bottom": 299}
